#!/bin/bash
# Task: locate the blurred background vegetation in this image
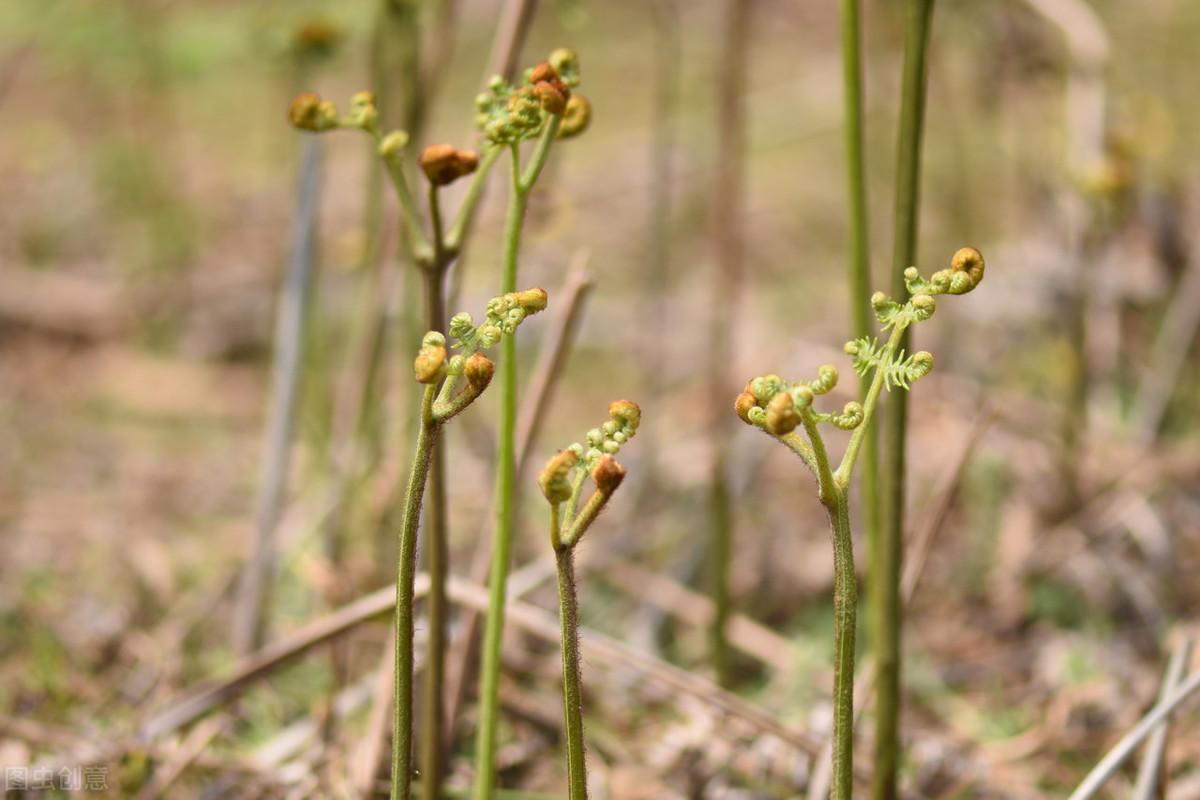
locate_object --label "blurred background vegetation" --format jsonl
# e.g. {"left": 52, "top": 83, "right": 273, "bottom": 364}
{"left": 2, "top": 0, "right": 1199, "bottom": 797}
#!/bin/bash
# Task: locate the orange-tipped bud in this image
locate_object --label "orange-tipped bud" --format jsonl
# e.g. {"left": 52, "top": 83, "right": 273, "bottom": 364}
{"left": 464, "top": 352, "right": 495, "bottom": 392}
{"left": 530, "top": 62, "right": 559, "bottom": 84}
{"left": 419, "top": 144, "right": 480, "bottom": 186}
{"left": 607, "top": 400, "right": 641, "bottom": 433}
{"left": 765, "top": 392, "right": 799, "bottom": 436}
{"left": 515, "top": 287, "right": 549, "bottom": 313}
{"left": 949, "top": 246, "right": 985, "bottom": 290}
{"left": 288, "top": 92, "right": 337, "bottom": 132}
{"left": 557, "top": 94, "right": 591, "bottom": 139}
{"left": 414, "top": 340, "right": 447, "bottom": 384}
{"left": 591, "top": 455, "right": 626, "bottom": 494}
{"left": 534, "top": 81, "right": 567, "bottom": 114}
{"left": 734, "top": 392, "right": 757, "bottom": 424}
{"left": 539, "top": 449, "right": 578, "bottom": 504}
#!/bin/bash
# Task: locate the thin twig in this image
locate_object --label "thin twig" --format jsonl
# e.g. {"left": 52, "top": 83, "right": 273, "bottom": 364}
{"left": 140, "top": 576, "right": 429, "bottom": 741}
{"left": 1134, "top": 252, "right": 1200, "bottom": 444}
{"left": 143, "top": 571, "right": 847, "bottom": 778}
{"left": 1132, "top": 634, "right": 1195, "bottom": 800}
{"left": 705, "top": 0, "right": 753, "bottom": 689}
{"left": 232, "top": 136, "right": 323, "bottom": 655}
{"left": 135, "top": 716, "right": 229, "bottom": 800}
{"left": 1068, "top": 668, "right": 1200, "bottom": 800}
{"left": 482, "top": 0, "right": 539, "bottom": 84}
{"left": 594, "top": 556, "right": 800, "bottom": 673}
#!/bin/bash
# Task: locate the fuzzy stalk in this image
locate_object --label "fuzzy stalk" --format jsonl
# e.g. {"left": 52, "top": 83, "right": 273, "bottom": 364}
{"left": 877, "top": 1, "right": 936, "bottom": 797}
{"left": 420, "top": 184, "right": 451, "bottom": 800}
{"left": 800, "top": 408, "right": 857, "bottom": 800}
{"left": 393, "top": 384, "right": 440, "bottom": 800}
{"left": 554, "top": 542, "right": 588, "bottom": 800}
{"left": 827, "top": 491, "right": 857, "bottom": 800}
{"left": 473, "top": 146, "right": 529, "bottom": 800}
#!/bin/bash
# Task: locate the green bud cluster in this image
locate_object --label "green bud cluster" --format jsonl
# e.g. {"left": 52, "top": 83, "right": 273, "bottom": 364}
{"left": 736, "top": 365, "right": 862, "bottom": 437}
{"left": 734, "top": 247, "right": 985, "bottom": 482}
{"left": 538, "top": 400, "right": 640, "bottom": 550}
{"left": 448, "top": 288, "right": 548, "bottom": 354}
{"left": 416, "top": 290, "right": 549, "bottom": 423}
{"left": 475, "top": 50, "right": 584, "bottom": 145}
{"left": 564, "top": 400, "right": 641, "bottom": 469}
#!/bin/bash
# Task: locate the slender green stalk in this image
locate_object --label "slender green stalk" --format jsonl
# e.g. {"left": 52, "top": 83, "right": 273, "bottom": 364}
{"left": 838, "top": 5, "right": 885, "bottom": 781}
{"left": 841, "top": 0, "right": 871, "bottom": 346}
{"left": 421, "top": 185, "right": 450, "bottom": 800}
{"left": 474, "top": 122, "right": 561, "bottom": 800}
{"left": 554, "top": 544, "right": 588, "bottom": 800}
{"left": 394, "top": 385, "right": 440, "bottom": 800}
{"left": 878, "top": 2, "right": 936, "bottom": 797}
{"left": 827, "top": 492, "right": 856, "bottom": 800}
{"left": 474, "top": 147, "right": 524, "bottom": 800}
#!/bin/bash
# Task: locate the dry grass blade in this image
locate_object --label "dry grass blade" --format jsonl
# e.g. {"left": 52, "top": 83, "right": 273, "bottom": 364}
{"left": 140, "top": 577, "right": 425, "bottom": 740}
{"left": 135, "top": 716, "right": 228, "bottom": 800}
{"left": 1134, "top": 252, "right": 1200, "bottom": 444}
{"left": 594, "top": 555, "right": 799, "bottom": 673}
{"left": 1068, "top": 667, "right": 1200, "bottom": 800}
{"left": 142, "top": 570, "right": 844, "bottom": 784}
{"left": 1132, "top": 634, "right": 1195, "bottom": 800}
{"left": 232, "top": 137, "right": 323, "bottom": 656}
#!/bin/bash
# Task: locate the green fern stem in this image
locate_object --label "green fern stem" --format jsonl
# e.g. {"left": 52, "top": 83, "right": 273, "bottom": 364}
{"left": 554, "top": 540, "right": 589, "bottom": 800}
{"left": 474, "top": 117, "right": 561, "bottom": 800}
{"left": 878, "top": 2, "right": 936, "bottom": 796}
{"left": 393, "top": 384, "right": 440, "bottom": 800}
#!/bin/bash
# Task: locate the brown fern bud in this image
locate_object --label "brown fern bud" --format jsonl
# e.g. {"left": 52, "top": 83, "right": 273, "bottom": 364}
{"left": 288, "top": 92, "right": 338, "bottom": 132}
{"left": 414, "top": 333, "right": 447, "bottom": 384}
{"left": 948, "top": 246, "right": 985, "bottom": 293}
{"left": 539, "top": 449, "right": 578, "bottom": 504}
{"left": 734, "top": 392, "right": 757, "bottom": 424}
{"left": 419, "top": 144, "right": 480, "bottom": 186}
{"left": 764, "top": 392, "right": 799, "bottom": 436}
{"left": 591, "top": 455, "right": 626, "bottom": 494}
{"left": 464, "top": 352, "right": 495, "bottom": 392}
{"left": 534, "top": 81, "right": 568, "bottom": 114}
{"left": 607, "top": 400, "right": 641, "bottom": 434}
{"left": 529, "top": 62, "right": 559, "bottom": 84}
{"left": 515, "top": 287, "right": 549, "bottom": 313}
{"left": 557, "top": 94, "right": 591, "bottom": 139}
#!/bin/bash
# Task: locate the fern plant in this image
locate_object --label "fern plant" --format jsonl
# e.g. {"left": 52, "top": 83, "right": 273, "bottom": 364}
{"left": 288, "top": 50, "right": 591, "bottom": 800}
{"left": 538, "top": 400, "right": 641, "bottom": 800}
{"left": 734, "top": 246, "right": 985, "bottom": 800}
{"left": 394, "top": 288, "right": 548, "bottom": 800}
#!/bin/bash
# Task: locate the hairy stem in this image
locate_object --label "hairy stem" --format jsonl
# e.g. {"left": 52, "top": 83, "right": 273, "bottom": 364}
{"left": 877, "top": 2, "right": 936, "bottom": 797}
{"left": 554, "top": 544, "right": 589, "bottom": 800}
{"left": 393, "top": 385, "right": 439, "bottom": 800}
{"left": 420, "top": 186, "right": 450, "bottom": 800}
{"left": 827, "top": 492, "right": 857, "bottom": 800}
{"left": 474, "top": 145, "right": 529, "bottom": 800}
